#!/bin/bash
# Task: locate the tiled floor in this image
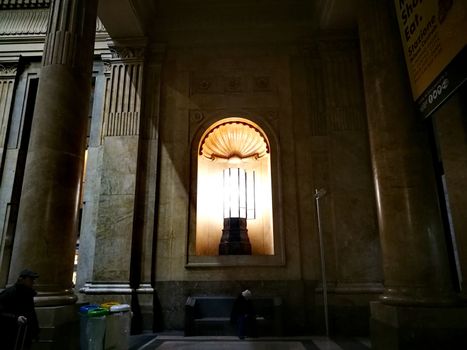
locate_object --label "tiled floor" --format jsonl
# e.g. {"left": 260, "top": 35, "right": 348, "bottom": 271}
{"left": 129, "top": 334, "right": 371, "bottom": 350}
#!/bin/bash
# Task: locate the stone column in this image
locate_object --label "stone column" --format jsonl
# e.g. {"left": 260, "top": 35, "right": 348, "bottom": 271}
{"left": 359, "top": 0, "right": 455, "bottom": 307}
{"left": 359, "top": 1, "right": 467, "bottom": 348}
{"left": 9, "top": 0, "right": 98, "bottom": 306}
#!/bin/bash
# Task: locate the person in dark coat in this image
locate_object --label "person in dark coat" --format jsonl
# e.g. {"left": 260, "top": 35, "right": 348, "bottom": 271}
{"left": 230, "top": 289, "right": 257, "bottom": 339}
{"left": 0, "top": 269, "right": 40, "bottom": 350}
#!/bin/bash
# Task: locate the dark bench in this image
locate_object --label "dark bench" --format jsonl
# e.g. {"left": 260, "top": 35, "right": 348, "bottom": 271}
{"left": 184, "top": 296, "right": 283, "bottom": 336}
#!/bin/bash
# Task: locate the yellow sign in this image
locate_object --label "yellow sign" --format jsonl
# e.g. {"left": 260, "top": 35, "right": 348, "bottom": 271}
{"left": 395, "top": 0, "right": 467, "bottom": 99}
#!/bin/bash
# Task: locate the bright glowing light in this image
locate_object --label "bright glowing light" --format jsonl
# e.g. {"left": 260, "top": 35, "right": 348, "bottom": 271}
{"left": 195, "top": 119, "right": 274, "bottom": 256}
{"left": 223, "top": 168, "right": 247, "bottom": 218}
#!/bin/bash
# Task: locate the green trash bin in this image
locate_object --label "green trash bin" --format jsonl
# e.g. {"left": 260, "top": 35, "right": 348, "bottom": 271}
{"left": 80, "top": 306, "right": 109, "bottom": 350}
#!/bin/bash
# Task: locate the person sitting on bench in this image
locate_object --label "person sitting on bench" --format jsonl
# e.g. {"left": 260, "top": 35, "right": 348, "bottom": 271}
{"left": 230, "top": 289, "right": 257, "bottom": 339}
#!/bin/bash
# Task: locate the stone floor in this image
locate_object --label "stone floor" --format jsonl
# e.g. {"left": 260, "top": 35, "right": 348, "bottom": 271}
{"left": 129, "top": 333, "right": 371, "bottom": 350}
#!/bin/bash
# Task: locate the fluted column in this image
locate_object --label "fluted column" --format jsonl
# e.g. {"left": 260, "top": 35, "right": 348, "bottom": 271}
{"left": 9, "top": 0, "right": 98, "bottom": 306}
{"left": 359, "top": 0, "right": 456, "bottom": 305}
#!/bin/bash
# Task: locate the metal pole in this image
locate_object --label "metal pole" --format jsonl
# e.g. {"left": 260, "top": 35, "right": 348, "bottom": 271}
{"left": 314, "top": 188, "right": 328, "bottom": 337}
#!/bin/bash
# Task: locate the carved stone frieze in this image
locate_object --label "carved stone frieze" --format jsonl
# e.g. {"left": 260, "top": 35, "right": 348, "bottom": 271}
{"left": 190, "top": 73, "right": 275, "bottom": 95}
{"left": 0, "top": 9, "right": 48, "bottom": 36}
{"left": 108, "top": 46, "right": 146, "bottom": 61}
{"left": 253, "top": 76, "right": 272, "bottom": 92}
{"left": 0, "top": 0, "right": 51, "bottom": 9}
{"left": 96, "top": 18, "right": 106, "bottom": 33}
{"left": 190, "top": 110, "right": 205, "bottom": 124}
{"left": 190, "top": 75, "right": 217, "bottom": 95}
{"left": 0, "top": 64, "right": 17, "bottom": 77}
{"left": 0, "top": 9, "right": 107, "bottom": 37}
{"left": 224, "top": 76, "right": 243, "bottom": 93}
{"left": 103, "top": 61, "right": 112, "bottom": 74}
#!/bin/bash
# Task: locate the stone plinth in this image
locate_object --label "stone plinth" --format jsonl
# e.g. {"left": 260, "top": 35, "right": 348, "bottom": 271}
{"left": 34, "top": 304, "right": 83, "bottom": 350}
{"left": 370, "top": 301, "right": 467, "bottom": 350}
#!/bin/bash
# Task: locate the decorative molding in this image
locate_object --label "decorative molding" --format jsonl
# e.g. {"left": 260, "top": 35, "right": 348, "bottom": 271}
{"left": 0, "top": 0, "right": 51, "bottom": 9}
{"left": 189, "top": 108, "right": 279, "bottom": 142}
{"left": 224, "top": 76, "right": 243, "bottom": 93}
{"left": 108, "top": 46, "right": 146, "bottom": 60}
{"left": 190, "top": 73, "right": 275, "bottom": 95}
{"left": 199, "top": 121, "right": 269, "bottom": 160}
{"left": 190, "top": 75, "right": 217, "bottom": 95}
{"left": 80, "top": 283, "right": 154, "bottom": 294}
{"left": 0, "top": 63, "right": 17, "bottom": 77}
{"left": 315, "top": 282, "right": 384, "bottom": 294}
{"left": 253, "top": 76, "right": 272, "bottom": 92}
{"left": 0, "top": 9, "right": 49, "bottom": 36}
{"left": 96, "top": 17, "right": 106, "bottom": 33}
{"left": 103, "top": 61, "right": 112, "bottom": 74}
{"left": 0, "top": 9, "right": 107, "bottom": 37}
{"left": 189, "top": 110, "right": 204, "bottom": 124}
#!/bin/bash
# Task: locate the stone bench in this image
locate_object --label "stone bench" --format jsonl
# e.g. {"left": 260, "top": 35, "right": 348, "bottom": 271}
{"left": 184, "top": 296, "right": 283, "bottom": 336}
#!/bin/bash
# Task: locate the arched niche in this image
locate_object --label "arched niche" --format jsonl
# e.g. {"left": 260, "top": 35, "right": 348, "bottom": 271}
{"left": 187, "top": 116, "right": 284, "bottom": 267}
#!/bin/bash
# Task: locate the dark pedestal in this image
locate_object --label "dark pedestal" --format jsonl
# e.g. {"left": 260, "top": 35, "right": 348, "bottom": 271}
{"left": 370, "top": 301, "right": 467, "bottom": 350}
{"left": 219, "top": 218, "right": 252, "bottom": 255}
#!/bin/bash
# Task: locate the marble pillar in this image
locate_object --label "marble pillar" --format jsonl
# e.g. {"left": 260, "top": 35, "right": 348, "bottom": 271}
{"left": 359, "top": 1, "right": 467, "bottom": 348}
{"left": 359, "top": 0, "right": 455, "bottom": 307}
{"left": 8, "top": 0, "right": 98, "bottom": 306}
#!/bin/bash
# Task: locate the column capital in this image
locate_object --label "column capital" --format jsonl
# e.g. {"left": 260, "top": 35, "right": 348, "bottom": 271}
{"left": 0, "top": 63, "right": 18, "bottom": 78}
{"left": 104, "top": 37, "right": 148, "bottom": 63}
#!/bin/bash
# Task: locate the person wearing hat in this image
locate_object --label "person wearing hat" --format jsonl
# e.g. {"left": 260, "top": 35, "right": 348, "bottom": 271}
{"left": 0, "top": 269, "right": 40, "bottom": 350}
{"left": 230, "top": 289, "right": 257, "bottom": 339}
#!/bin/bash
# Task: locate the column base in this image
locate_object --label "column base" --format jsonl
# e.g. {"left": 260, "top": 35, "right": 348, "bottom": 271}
{"left": 33, "top": 303, "right": 83, "bottom": 350}
{"left": 35, "top": 289, "right": 77, "bottom": 307}
{"left": 370, "top": 301, "right": 467, "bottom": 350}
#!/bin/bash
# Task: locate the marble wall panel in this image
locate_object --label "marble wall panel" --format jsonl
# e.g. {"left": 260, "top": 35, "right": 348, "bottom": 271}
{"left": 92, "top": 134, "right": 139, "bottom": 283}
{"left": 93, "top": 193, "right": 136, "bottom": 281}
{"left": 100, "top": 136, "right": 138, "bottom": 195}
